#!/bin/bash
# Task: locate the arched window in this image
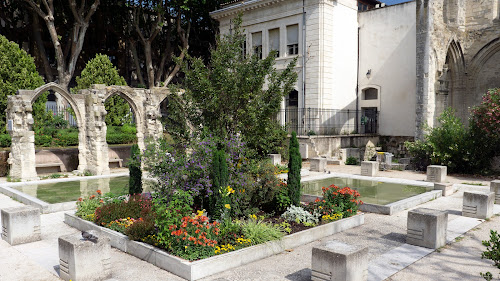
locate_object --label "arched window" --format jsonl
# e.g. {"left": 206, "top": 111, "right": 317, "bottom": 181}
{"left": 363, "top": 88, "right": 378, "bottom": 100}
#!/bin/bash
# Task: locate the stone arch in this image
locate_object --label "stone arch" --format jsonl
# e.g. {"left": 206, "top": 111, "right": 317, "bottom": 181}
{"left": 466, "top": 38, "right": 500, "bottom": 117}
{"left": 29, "top": 82, "right": 85, "bottom": 128}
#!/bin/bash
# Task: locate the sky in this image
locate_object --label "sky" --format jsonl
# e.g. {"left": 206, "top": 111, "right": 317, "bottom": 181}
{"left": 384, "top": 0, "right": 413, "bottom": 5}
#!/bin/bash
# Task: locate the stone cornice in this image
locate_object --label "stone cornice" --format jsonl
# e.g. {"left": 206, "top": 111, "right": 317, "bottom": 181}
{"left": 210, "top": 0, "right": 287, "bottom": 20}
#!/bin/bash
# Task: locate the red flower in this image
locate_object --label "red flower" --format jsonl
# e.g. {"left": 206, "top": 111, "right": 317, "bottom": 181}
{"left": 96, "top": 190, "right": 102, "bottom": 195}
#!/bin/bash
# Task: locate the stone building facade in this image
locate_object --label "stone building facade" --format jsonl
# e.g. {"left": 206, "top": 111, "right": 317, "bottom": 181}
{"left": 212, "top": 0, "right": 500, "bottom": 139}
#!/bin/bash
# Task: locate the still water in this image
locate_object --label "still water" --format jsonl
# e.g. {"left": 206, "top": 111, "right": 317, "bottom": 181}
{"left": 12, "top": 176, "right": 130, "bottom": 204}
{"left": 302, "top": 177, "right": 431, "bottom": 205}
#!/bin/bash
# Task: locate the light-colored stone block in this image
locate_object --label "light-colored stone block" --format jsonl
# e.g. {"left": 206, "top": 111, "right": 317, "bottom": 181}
{"left": 361, "top": 161, "right": 378, "bottom": 177}
{"left": 299, "top": 144, "right": 309, "bottom": 159}
{"left": 311, "top": 240, "right": 368, "bottom": 281}
{"left": 58, "top": 231, "right": 111, "bottom": 281}
{"left": 434, "top": 183, "right": 454, "bottom": 196}
{"left": 426, "top": 165, "right": 447, "bottom": 183}
{"left": 407, "top": 208, "right": 447, "bottom": 249}
{"left": 463, "top": 191, "right": 494, "bottom": 219}
{"left": 310, "top": 158, "right": 327, "bottom": 172}
{"left": 268, "top": 154, "right": 281, "bottom": 166}
{"left": 1, "top": 206, "right": 41, "bottom": 245}
{"left": 490, "top": 180, "right": 500, "bottom": 204}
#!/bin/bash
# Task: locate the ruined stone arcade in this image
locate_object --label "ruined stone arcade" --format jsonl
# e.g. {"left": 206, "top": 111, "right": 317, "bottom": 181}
{"left": 7, "top": 83, "right": 168, "bottom": 181}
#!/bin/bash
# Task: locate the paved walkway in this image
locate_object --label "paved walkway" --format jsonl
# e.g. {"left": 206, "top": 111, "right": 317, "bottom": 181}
{"left": 0, "top": 167, "right": 499, "bottom": 281}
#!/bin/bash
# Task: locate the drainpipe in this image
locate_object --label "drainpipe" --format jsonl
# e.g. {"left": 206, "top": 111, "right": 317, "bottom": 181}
{"left": 356, "top": 26, "right": 360, "bottom": 134}
{"left": 302, "top": 0, "right": 307, "bottom": 135}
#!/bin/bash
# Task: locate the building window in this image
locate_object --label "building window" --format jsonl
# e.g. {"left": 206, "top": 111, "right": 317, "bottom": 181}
{"left": 252, "top": 32, "right": 262, "bottom": 59}
{"left": 363, "top": 88, "right": 378, "bottom": 100}
{"left": 241, "top": 39, "right": 247, "bottom": 58}
{"left": 286, "top": 24, "right": 299, "bottom": 56}
{"left": 269, "top": 28, "right": 280, "bottom": 58}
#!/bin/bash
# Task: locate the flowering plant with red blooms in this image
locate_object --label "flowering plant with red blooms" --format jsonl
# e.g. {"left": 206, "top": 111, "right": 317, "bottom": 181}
{"left": 167, "top": 211, "right": 220, "bottom": 261}
{"left": 307, "top": 184, "right": 362, "bottom": 218}
{"left": 75, "top": 190, "right": 104, "bottom": 221}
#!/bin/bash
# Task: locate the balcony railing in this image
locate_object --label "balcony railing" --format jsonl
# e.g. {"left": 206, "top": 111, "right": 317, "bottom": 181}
{"left": 275, "top": 108, "right": 378, "bottom": 135}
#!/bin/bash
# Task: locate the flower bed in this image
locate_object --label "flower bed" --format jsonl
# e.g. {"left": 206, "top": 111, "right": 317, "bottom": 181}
{"left": 64, "top": 211, "right": 364, "bottom": 280}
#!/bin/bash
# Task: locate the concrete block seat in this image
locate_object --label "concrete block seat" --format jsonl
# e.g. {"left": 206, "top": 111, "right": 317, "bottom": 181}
{"left": 35, "top": 162, "right": 65, "bottom": 173}
{"left": 312, "top": 240, "right": 368, "bottom": 281}
{"left": 108, "top": 158, "right": 123, "bottom": 168}
{"left": 1, "top": 205, "right": 41, "bottom": 245}
{"left": 407, "top": 208, "right": 447, "bottom": 249}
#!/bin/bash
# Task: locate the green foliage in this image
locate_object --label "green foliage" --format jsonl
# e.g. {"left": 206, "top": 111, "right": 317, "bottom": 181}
{"left": 181, "top": 14, "right": 297, "bottom": 157}
{"left": 94, "top": 194, "right": 152, "bottom": 226}
{"left": 75, "top": 190, "right": 104, "bottom": 221}
{"left": 307, "top": 185, "right": 362, "bottom": 219}
{"left": 274, "top": 184, "right": 292, "bottom": 213}
{"left": 209, "top": 149, "right": 229, "bottom": 220}
{"left": 72, "top": 54, "right": 131, "bottom": 126}
{"left": 239, "top": 218, "right": 285, "bottom": 245}
{"left": 106, "top": 125, "right": 137, "bottom": 144}
{"left": 287, "top": 131, "right": 302, "bottom": 206}
{"left": 0, "top": 134, "right": 11, "bottom": 147}
{"left": 129, "top": 144, "right": 143, "bottom": 195}
{"left": 345, "top": 156, "right": 358, "bottom": 165}
{"left": 281, "top": 205, "right": 319, "bottom": 225}
{"left": 0, "top": 35, "right": 46, "bottom": 134}
{"left": 125, "top": 216, "right": 155, "bottom": 241}
{"left": 481, "top": 230, "right": 500, "bottom": 280}
{"left": 404, "top": 139, "right": 432, "bottom": 171}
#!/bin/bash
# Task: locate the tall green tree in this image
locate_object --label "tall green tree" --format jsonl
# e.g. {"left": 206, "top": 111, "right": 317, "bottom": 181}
{"left": 209, "top": 149, "right": 229, "bottom": 220}
{"left": 287, "top": 131, "right": 302, "bottom": 205}
{"left": 0, "top": 35, "right": 47, "bottom": 134}
{"left": 129, "top": 144, "right": 143, "bottom": 194}
{"left": 72, "top": 54, "right": 131, "bottom": 126}
{"left": 181, "top": 15, "right": 298, "bottom": 157}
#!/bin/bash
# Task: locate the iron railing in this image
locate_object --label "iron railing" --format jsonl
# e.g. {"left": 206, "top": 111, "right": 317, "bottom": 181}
{"left": 275, "top": 108, "right": 378, "bottom": 135}
{"left": 45, "top": 104, "right": 77, "bottom": 127}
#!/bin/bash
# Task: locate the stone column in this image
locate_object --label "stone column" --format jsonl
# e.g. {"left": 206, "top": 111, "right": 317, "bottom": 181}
{"left": 7, "top": 95, "right": 38, "bottom": 181}
{"left": 143, "top": 90, "right": 164, "bottom": 151}
{"left": 84, "top": 88, "right": 110, "bottom": 176}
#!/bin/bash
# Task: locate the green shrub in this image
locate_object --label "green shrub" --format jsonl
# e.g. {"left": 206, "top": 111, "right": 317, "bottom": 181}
{"left": 287, "top": 131, "right": 301, "bottom": 206}
{"left": 209, "top": 149, "right": 229, "bottom": 220}
{"left": 35, "top": 134, "right": 52, "bottom": 147}
{"left": 125, "top": 216, "right": 155, "bottom": 241}
{"left": 0, "top": 35, "right": 47, "bottom": 134}
{"left": 345, "top": 156, "right": 358, "bottom": 165}
{"left": 94, "top": 194, "right": 152, "bottom": 226}
{"left": 281, "top": 205, "right": 319, "bottom": 225}
{"left": 53, "top": 131, "right": 79, "bottom": 146}
{"left": 129, "top": 144, "right": 142, "bottom": 195}
{"left": 106, "top": 133, "right": 137, "bottom": 144}
{"left": 72, "top": 54, "right": 131, "bottom": 126}
{"left": 0, "top": 134, "right": 11, "bottom": 147}
{"left": 75, "top": 190, "right": 104, "bottom": 221}
{"left": 306, "top": 185, "right": 362, "bottom": 219}
{"left": 273, "top": 181, "right": 292, "bottom": 213}
{"left": 239, "top": 218, "right": 285, "bottom": 245}
{"left": 481, "top": 229, "right": 500, "bottom": 280}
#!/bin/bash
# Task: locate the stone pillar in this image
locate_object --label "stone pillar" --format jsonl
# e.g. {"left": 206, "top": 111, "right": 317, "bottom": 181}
{"left": 1, "top": 206, "right": 41, "bottom": 245}
{"left": 143, "top": 90, "right": 164, "bottom": 152}
{"left": 7, "top": 95, "right": 38, "bottom": 181}
{"left": 361, "top": 161, "right": 378, "bottom": 177}
{"left": 434, "top": 183, "right": 454, "bottom": 196}
{"left": 58, "top": 231, "right": 111, "bottom": 281}
{"left": 84, "top": 89, "right": 110, "bottom": 176}
{"left": 490, "top": 180, "right": 500, "bottom": 204}
{"left": 311, "top": 240, "right": 368, "bottom": 281}
{"left": 426, "top": 165, "right": 447, "bottom": 183}
{"left": 463, "top": 191, "right": 494, "bottom": 219}
{"left": 407, "top": 208, "right": 447, "bottom": 249}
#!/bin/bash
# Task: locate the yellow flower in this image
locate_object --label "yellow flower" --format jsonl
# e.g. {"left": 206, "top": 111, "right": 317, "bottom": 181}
{"left": 197, "top": 210, "right": 204, "bottom": 217}
{"left": 224, "top": 204, "right": 231, "bottom": 209}
{"left": 249, "top": 214, "right": 257, "bottom": 220}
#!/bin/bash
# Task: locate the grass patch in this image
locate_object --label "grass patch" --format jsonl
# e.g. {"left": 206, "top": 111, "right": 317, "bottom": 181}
{"left": 461, "top": 182, "right": 485, "bottom": 186}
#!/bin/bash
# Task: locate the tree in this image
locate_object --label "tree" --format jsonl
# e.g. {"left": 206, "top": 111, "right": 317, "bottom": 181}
{"left": 129, "top": 144, "right": 143, "bottom": 194}
{"left": 181, "top": 15, "right": 298, "bottom": 157}
{"left": 209, "top": 149, "right": 229, "bottom": 220}
{"left": 0, "top": 35, "right": 47, "bottom": 134}
{"left": 73, "top": 54, "right": 131, "bottom": 125}
{"left": 23, "top": 0, "right": 100, "bottom": 88}
{"left": 287, "top": 131, "right": 302, "bottom": 206}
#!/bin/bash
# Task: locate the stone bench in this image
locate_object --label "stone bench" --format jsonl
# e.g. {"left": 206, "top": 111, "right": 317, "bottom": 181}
{"left": 407, "top": 208, "right": 447, "bottom": 249}
{"left": 35, "top": 162, "right": 65, "bottom": 173}
{"left": 490, "top": 180, "right": 500, "bottom": 204}
{"left": 434, "top": 183, "right": 454, "bottom": 197}
{"left": 312, "top": 240, "right": 368, "bottom": 281}
{"left": 268, "top": 154, "right": 281, "bottom": 166}
{"left": 108, "top": 158, "right": 123, "bottom": 168}
{"left": 310, "top": 158, "right": 327, "bottom": 172}
{"left": 1, "top": 206, "right": 41, "bottom": 245}
{"left": 426, "top": 165, "right": 447, "bottom": 183}
{"left": 59, "top": 230, "right": 111, "bottom": 281}
{"left": 463, "top": 191, "right": 494, "bottom": 219}
{"left": 361, "top": 161, "right": 378, "bottom": 177}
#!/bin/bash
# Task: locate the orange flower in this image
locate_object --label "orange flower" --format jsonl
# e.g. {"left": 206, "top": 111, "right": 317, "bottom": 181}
{"left": 90, "top": 195, "right": 96, "bottom": 199}
{"left": 96, "top": 190, "right": 102, "bottom": 195}
{"left": 78, "top": 198, "right": 82, "bottom": 202}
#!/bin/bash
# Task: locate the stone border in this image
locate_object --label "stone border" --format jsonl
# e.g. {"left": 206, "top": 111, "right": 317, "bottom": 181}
{"left": 64, "top": 212, "right": 364, "bottom": 281}
{"left": 0, "top": 173, "right": 128, "bottom": 214}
